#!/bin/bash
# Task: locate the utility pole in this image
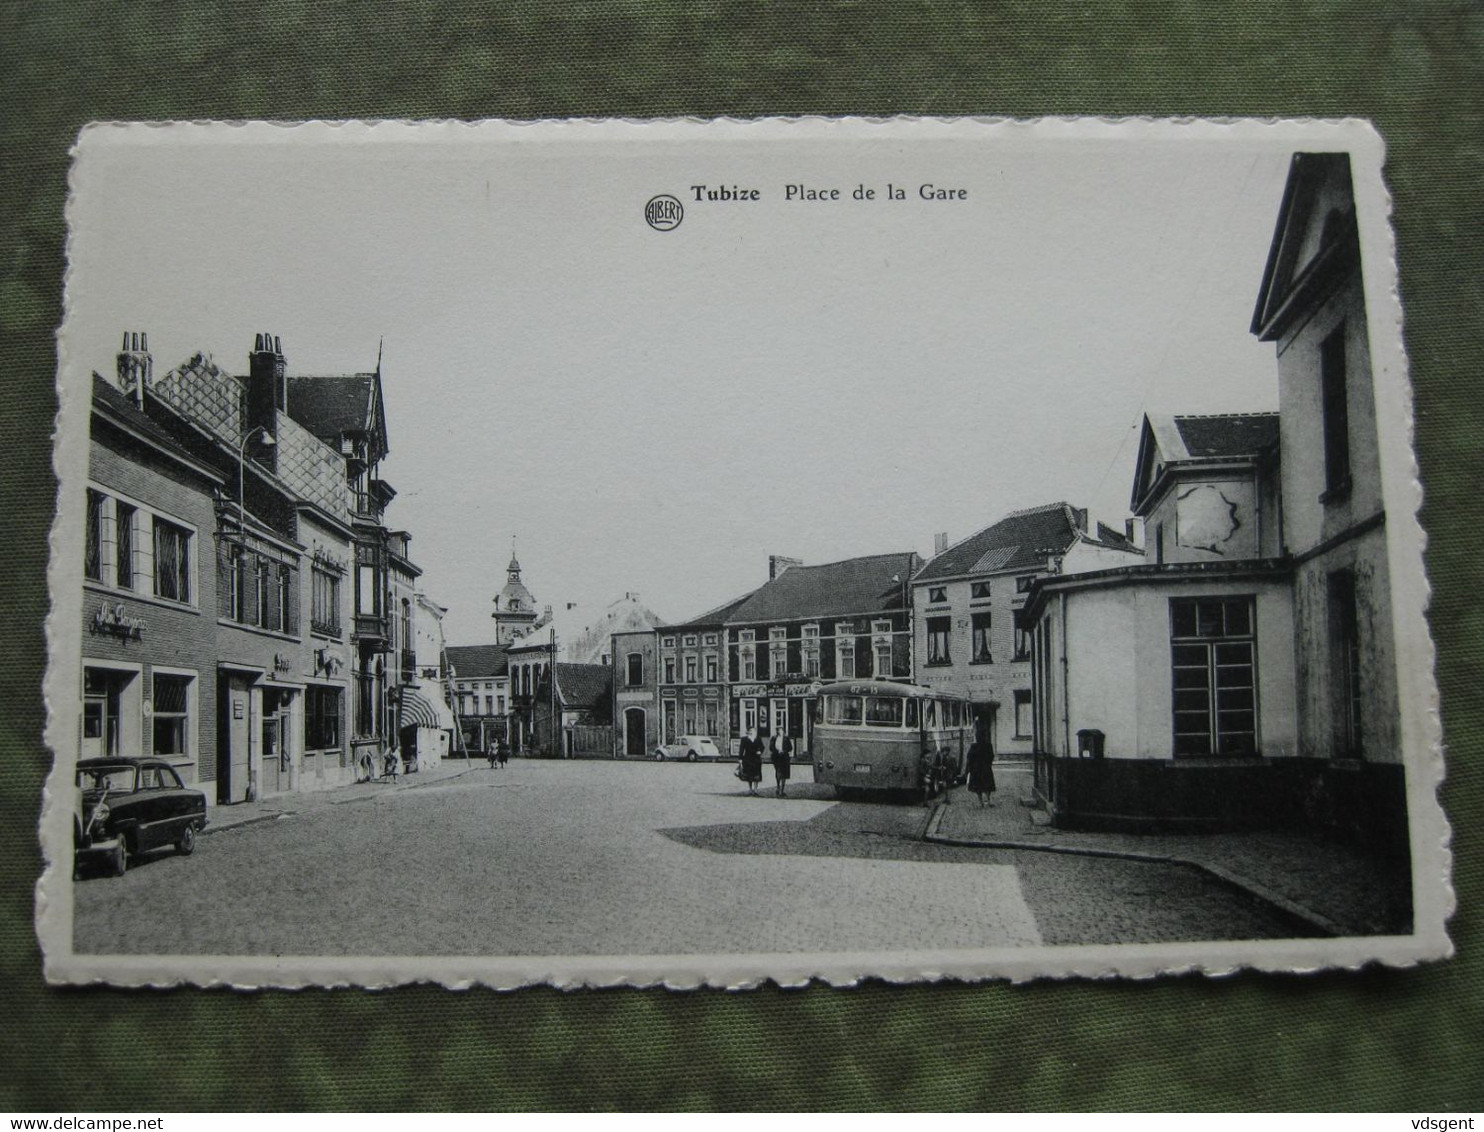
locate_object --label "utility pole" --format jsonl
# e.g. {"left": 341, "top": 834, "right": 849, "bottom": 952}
{"left": 549, "top": 626, "right": 558, "bottom": 758}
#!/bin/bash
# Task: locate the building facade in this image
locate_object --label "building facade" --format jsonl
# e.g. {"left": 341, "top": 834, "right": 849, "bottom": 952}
{"left": 910, "top": 503, "right": 1141, "bottom": 756}
{"left": 1021, "top": 152, "right": 1406, "bottom": 853}
{"left": 446, "top": 643, "right": 510, "bottom": 754}
{"left": 77, "top": 330, "right": 433, "bottom": 806}
{"left": 82, "top": 366, "right": 224, "bottom": 797}
{"left": 724, "top": 552, "right": 920, "bottom": 757}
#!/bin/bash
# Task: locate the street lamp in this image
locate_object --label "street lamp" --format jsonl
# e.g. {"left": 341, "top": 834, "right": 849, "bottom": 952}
{"left": 237, "top": 425, "right": 276, "bottom": 535}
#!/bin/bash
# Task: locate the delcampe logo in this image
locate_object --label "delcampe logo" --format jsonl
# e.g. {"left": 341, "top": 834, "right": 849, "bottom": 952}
{"left": 644, "top": 194, "right": 683, "bottom": 231}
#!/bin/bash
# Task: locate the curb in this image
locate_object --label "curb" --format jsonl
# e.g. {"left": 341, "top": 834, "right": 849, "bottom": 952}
{"left": 922, "top": 818, "right": 1345, "bottom": 938}
{"left": 200, "top": 811, "right": 289, "bottom": 836}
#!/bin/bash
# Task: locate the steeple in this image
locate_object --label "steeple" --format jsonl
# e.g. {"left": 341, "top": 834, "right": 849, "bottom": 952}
{"left": 492, "top": 538, "right": 538, "bottom": 643}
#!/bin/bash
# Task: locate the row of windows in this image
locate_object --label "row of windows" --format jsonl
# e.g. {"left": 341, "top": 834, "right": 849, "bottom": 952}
{"left": 924, "top": 613, "right": 1032, "bottom": 666}
{"left": 459, "top": 693, "right": 507, "bottom": 717}
{"left": 83, "top": 665, "right": 346, "bottom": 761}
{"left": 924, "top": 576, "right": 1038, "bottom": 605}
{"left": 84, "top": 489, "right": 195, "bottom": 605}
{"left": 217, "top": 544, "right": 299, "bottom": 634}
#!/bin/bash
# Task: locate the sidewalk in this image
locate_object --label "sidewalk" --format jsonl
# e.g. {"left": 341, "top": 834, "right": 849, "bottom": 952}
{"left": 202, "top": 755, "right": 487, "bottom": 835}
{"left": 925, "top": 769, "right": 1413, "bottom": 938}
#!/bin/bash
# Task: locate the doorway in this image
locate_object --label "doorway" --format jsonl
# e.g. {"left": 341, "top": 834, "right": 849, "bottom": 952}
{"left": 217, "top": 673, "right": 255, "bottom": 804}
{"left": 260, "top": 687, "right": 292, "bottom": 795}
{"left": 624, "top": 708, "right": 647, "bottom": 757}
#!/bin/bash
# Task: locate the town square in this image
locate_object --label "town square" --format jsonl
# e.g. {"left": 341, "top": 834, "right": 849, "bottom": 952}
{"left": 46, "top": 120, "right": 1443, "bottom": 981}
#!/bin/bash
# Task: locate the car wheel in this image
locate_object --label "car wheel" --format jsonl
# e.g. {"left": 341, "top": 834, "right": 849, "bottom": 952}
{"left": 111, "top": 840, "right": 127, "bottom": 877}
{"left": 687, "top": 751, "right": 698, "bottom": 762}
{"left": 654, "top": 750, "right": 665, "bottom": 761}
{"left": 176, "top": 823, "right": 197, "bottom": 856}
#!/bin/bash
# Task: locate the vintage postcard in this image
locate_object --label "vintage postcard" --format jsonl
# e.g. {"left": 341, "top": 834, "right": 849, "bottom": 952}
{"left": 39, "top": 118, "right": 1450, "bottom": 987}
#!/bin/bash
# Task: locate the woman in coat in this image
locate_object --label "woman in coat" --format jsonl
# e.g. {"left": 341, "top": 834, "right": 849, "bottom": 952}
{"left": 739, "top": 728, "right": 764, "bottom": 796}
{"left": 770, "top": 731, "right": 793, "bottom": 797}
{"left": 965, "top": 723, "right": 996, "bottom": 808}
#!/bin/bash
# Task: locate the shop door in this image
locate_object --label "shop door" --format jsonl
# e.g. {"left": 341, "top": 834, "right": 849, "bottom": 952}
{"left": 218, "top": 676, "right": 254, "bottom": 804}
{"left": 625, "top": 708, "right": 646, "bottom": 757}
{"left": 82, "top": 669, "right": 127, "bottom": 758}
{"left": 771, "top": 698, "right": 788, "bottom": 740}
{"left": 788, "top": 698, "right": 806, "bottom": 754}
{"left": 260, "top": 689, "right": 290, "bottom": 795}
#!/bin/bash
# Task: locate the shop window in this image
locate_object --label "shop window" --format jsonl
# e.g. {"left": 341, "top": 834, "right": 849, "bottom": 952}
{"left": 926, "top": 617, "right": 952, "bottom": 666}
{"left": 1169, "top": 596, "right": 1257, "bottom": 757}
{"left": 151, "top": 673, "right": 192, "bottom": 758}
{"left": 971, "top": 612, "right": 993, "bottom": 664}
{"left": 305, "top": 685, "right": 342, "bottom": 751}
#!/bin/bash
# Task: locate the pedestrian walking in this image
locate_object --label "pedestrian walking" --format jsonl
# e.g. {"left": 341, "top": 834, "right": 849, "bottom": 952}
{"left": 496, "top": 738, "right": 509, "bottom": 768}
{"left": 965, "top": 724, "right": 996, "bottom": 807}
{"left": 487, "top": 743, "right": 498, "bottom": 771}
{"left": 738, "top": 728, "right": 763, "bottom": 796}
{"left": 770, "top": 730, "right": 793, "bottom": 797}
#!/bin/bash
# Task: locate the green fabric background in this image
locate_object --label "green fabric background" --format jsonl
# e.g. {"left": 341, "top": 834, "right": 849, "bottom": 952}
{"left": 2, "top": 1, "right": 1480, "bottom": 1112}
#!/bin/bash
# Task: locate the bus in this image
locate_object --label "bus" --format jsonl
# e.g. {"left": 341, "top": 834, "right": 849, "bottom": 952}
{"left": 811, "top": 679, "right": 975, "bottom": 799}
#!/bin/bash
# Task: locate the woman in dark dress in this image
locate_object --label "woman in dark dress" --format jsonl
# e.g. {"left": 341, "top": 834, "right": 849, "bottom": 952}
{"left": 965, "top": 724, "right": 996, "bottom": 807}
{"left": 739, "top": 728, "right": 763, "bottom": 796}
{"left": 770, "top": 731, "right": 793, "bottom": 797}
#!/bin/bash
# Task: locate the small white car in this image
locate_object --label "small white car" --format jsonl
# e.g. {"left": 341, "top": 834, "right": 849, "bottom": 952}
{"left": 654, "top": 735, "right": 723, "bottom": 762}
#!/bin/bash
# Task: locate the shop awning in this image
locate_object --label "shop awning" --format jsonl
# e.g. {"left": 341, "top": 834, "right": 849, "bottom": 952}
{"left": 399, "top": 686, "right": 454, "bottom": 730}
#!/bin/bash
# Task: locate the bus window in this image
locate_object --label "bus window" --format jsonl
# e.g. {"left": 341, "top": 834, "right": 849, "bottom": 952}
{"left": 827, "top": 696, "right": 863, "bottom": 725}
{"left": 905, "top": 698, "right": 920, "bottom": 728}
{"left": 951, "top": 702, "right": 963, "bottom": 727}
{"left": 865, "top": 696, "right": 904, "bottom": 727}
{"left": 924, "top": 700, "right": 937, "bottom": 729}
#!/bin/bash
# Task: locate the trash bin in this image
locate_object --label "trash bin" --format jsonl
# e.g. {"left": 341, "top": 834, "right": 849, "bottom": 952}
{"left": 1076, "top": 728, "right": 1105, "bottom": 759}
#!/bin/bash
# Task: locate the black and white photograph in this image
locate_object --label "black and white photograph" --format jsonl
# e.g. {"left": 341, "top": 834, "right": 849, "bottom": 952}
{"left": 40, "top": 118, "right": 1449, "bottom": 987}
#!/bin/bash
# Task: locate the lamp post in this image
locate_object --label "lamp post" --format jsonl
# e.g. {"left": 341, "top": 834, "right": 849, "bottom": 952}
{"left": 236, "top": 426, "right": 274, "bottom": 804}
{"left": 237, "top": 425, "right": 276, "bottom": 536}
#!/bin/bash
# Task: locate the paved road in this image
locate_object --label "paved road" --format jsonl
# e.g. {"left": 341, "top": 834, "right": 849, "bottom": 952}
{"left": 73, "top": 760, "right": 1304, "bottom": 956}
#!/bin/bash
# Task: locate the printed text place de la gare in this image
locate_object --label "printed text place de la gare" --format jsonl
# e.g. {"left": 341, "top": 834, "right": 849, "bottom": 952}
{"left": 690, "top": 183, "right": 968, "bottom": 202}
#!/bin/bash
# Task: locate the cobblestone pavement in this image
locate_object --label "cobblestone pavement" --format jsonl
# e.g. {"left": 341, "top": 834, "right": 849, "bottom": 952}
{"left": 931, "top": 762, "right": 1411, "bottom": 937}
{"left": 72, "top": 759, "right": 1307, "bottom": 956}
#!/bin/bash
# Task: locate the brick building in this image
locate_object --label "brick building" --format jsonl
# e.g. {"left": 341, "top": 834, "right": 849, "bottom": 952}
{"left": 911, "top": 503, "right": 1141, "bottom": 755}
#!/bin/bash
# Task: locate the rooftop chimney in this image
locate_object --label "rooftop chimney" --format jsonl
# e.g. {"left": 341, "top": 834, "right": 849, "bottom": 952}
{"left": 1073, "top": 507, "right": 1089, "bottom": 532}
{"left": 933, "top": 531, "right": 949, "bottom": 556}
{"left": 246, "top": 332, "right": 286, "bottom": 471}
{"left": 116, "top": 331, "right": 152, "bottom": 408}
{"left": 769, "top": 555, "right": 803, "bottom": 580}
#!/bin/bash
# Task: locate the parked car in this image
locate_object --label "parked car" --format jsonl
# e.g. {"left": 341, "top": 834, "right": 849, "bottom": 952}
{"left": 75, "top": 757, "right": 207, "bottom": 875}
{"left": 653, "top": 735, "right": 724, "bottom": 762}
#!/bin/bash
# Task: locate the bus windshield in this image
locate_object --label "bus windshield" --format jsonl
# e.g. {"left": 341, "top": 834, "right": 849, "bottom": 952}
{"left": 864, "top": 696, "right": 904, "bottom": 727}
{"left": 825, "top": 696, "right": 863, "bottom": 725}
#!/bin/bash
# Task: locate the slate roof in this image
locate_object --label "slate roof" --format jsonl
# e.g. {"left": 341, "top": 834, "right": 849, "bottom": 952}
{"left": 723, "top": 552, "right": 919, "bottom": 624}
{"left": 676, "top": 589, "right": 758, "bottom": 628}
{"left": 285, "top": 374, "right": 383, "bottom": 456}
{"left": 445, "top": 644, "right": 510, "bottom": 679}
{"left": 92, "top": 374, "right": 209, "bottom": 470}
{"left": 914, "top": 503, "right": 1083, "bottom": 583}
{"left": 553, "top": 663, "right": 613, "bottom": 716}
{"left": 1172, "top": 413, "right": 1280, "bottom": 459}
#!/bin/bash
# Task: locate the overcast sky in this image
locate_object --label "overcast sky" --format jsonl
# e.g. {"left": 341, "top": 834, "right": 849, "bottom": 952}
{"left": 64, "top": 121, "right": 1302, "bottom": 644}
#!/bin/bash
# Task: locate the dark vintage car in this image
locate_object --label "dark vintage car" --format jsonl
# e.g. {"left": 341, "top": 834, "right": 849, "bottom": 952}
{"left": 74, "top": 757, "right": 207, "bottom": 877}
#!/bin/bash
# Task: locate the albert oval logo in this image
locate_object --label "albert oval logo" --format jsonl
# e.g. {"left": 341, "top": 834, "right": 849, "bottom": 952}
{"left": 645, "top": 194, "right": 684, "bottom": 231}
